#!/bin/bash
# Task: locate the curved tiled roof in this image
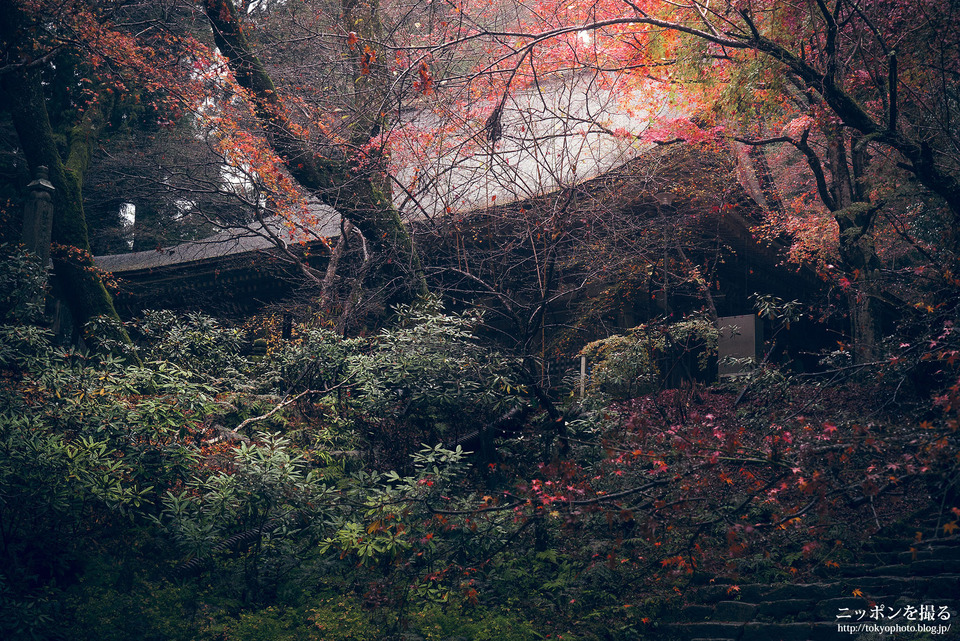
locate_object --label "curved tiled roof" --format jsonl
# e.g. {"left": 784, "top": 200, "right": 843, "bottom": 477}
{"left": 95, "top": 206, "right": 341, "bottom": 273}
{"left": 94, "top": 77, "right": 690, "bottom": 273}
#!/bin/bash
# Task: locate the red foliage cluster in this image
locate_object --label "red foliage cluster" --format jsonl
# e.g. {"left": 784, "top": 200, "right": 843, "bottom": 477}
{"left": 503, "top": 380, "right": 956, "bottom": 583}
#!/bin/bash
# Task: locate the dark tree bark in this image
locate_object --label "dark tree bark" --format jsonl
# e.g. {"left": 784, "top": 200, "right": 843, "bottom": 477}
{"left": 790, "top": 127, "right": 885, "bottom": 362}
{"left": 203, "top": 0, "right": 428, "bottom": 313}
{"left": 736, "top": 19, "right": 960, "bottom": 232}
{"left": 1, "top": 63, "right": 132, "bottom": 346}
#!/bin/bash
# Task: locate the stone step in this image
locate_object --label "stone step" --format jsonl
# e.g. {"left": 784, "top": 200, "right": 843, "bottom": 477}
{"left": 862, "top": 552, "right": 909, "bottom": 565}
{"left": 855, "top": 563, "right": 914, "bottom": 577}
{"left": 895, "top": 548, "right": 933, "bottom": 563}
{"left": 692, "top": 582, "right": 846, "bottom": 603}
{"left": 912, "top": 558, "right": 960, "bottom": 574}
{"left": 740, "top": 621, "right": 844, "bottom": 641}
{"left": 867, "top": 533, "right": 960, "bottom": 553}
{"left": 663, "top": 621, "right": 746, "bottom": 639}
{"left": 901, "top": 544, "right": 960, "bottom": 562}
{"left": 713, "top": 601, "right": 759, "bottom": 622}
{"left": 812, "top": 563, "right": 871, "bottom": 578}
{"left": 860, "top": 558, "right": 960, "bottom": 577}
{"left": 849, "top": 574, "right": 960, "bottom": 597}
{"left": 691, "top": 584, "right": 765, "bottom": 603}
{"left": 762, "top": 583, "right": 844, "bottom": 601}
{"left": 663, "top": 531, "right": 960, "bottom": 640}
{"left": 756, "top": 599, "right": 816, "bottom": 621}
{"left": 814, "top": 596, "right": 872, "bottom": 620}
{"left": 678, "top": 604, "right": 715, "bottom": 622}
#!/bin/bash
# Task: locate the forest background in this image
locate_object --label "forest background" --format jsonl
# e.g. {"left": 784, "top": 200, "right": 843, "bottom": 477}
{"left": 1, "top": 0, "right": 959, "bottom": 639}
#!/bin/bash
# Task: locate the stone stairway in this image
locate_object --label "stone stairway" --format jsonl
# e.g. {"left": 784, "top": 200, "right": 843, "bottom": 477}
{"left": 660, "top": 534, "right": 960, "bottom": 641}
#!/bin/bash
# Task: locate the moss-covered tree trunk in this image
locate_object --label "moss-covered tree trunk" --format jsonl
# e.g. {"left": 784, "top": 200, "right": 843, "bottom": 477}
{"left": 835, "top": 203, "right": 885, "bottom": 363}
{"left": 204, "top": 0, "right": 428, "bottom": 312}
{"left": 788, "top": 121, "right": 886, "bottom": 363}
{"left": 823, "top": 129, "right": 884, "bottom": 364}
{"left": 1, "top": 66, "right": 131, "bottom": 345}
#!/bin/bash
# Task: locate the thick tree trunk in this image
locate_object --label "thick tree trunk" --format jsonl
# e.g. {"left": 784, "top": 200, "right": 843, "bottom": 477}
{"left": 204, "top": 0, "right": 428, "bottom": 313}
{"left": 786, "top": 122, "right": 886, "bottom": 363}
{"left": 835, "top": 202, "right": 885, "bottom": 363}
{"left": 1, "top": 67, "right": 132, "bottom": 346}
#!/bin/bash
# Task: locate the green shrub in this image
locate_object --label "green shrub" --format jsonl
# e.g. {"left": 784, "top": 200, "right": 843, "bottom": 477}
{"left": 580, "top": 313, "right": 718, "bottom": 400}
{"left": 409, "top": 603, "right": 543, "bottom": 641}
{"left": 0, "top": 244, "right": 47, "bottom": 325}
{"left": 307, "top": 596, "right": 378, "bottom": 641}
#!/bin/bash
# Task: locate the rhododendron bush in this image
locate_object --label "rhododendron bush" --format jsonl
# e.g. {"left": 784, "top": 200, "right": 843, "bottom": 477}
{"left": 2, "top": 244, "right": 957, "bottom": 639}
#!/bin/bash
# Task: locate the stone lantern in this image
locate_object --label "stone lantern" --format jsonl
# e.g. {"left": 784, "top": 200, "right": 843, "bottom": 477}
{"left": 21, "top": 165, "right": 55, "bottom": 267}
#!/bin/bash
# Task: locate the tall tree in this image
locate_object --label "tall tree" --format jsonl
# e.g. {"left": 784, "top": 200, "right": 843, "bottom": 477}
{"left": 391, "top": 0, "right": 959, "bottom": 360}
{"left": 3, "top": 0, "right": 431, "bottom": 334}
{"left": 0, "top": 3, "right": 127, "bottom": 339}
{"left": 203, "top": 0, "right": 428, "bottom": 313}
